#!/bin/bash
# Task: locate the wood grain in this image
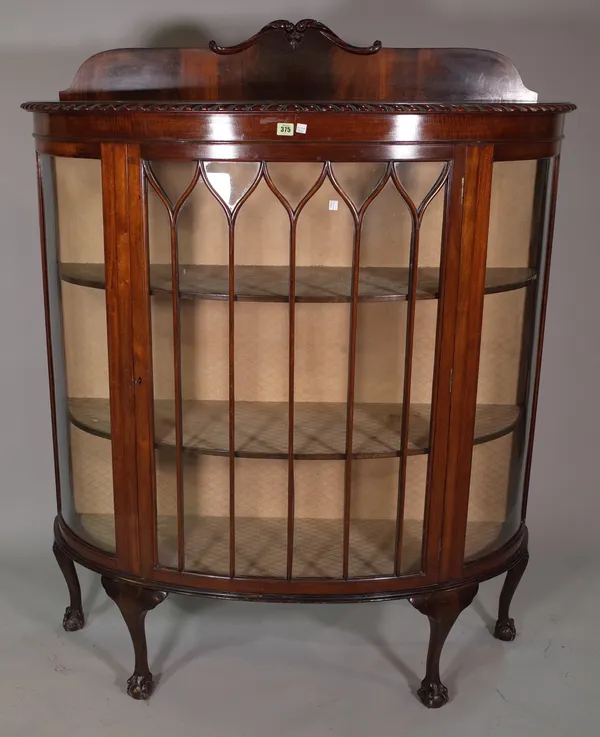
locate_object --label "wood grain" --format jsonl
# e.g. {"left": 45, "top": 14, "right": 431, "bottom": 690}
{"left": 100, "top": 143, "right": 140, "bottom": 575}
{"left": 439, "top": 146, "right": 494, "bottom": 580}
{"left": 57, "top": 37, "right": 536, "bottom": 103}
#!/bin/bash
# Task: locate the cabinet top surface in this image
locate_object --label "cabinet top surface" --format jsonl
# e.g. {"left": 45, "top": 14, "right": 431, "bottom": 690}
{"left": 22, "top": 19, "right": 574, "bottom": 115}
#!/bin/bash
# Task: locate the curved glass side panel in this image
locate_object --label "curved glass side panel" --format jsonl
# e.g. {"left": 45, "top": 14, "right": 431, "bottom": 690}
{"left": 465, "top": 158, "right": 555, "bottom": 562}
{"left": 40, "top": 155, "right": 115, "bottom": 553}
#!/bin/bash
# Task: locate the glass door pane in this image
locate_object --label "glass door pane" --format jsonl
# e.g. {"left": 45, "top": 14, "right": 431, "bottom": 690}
{"left": 145, "top": 158, "right": 449, "bottom": 580}
{"left": 40, "top": 155, "right": 115, "bottom": 553}
{"left": 465, "top": 158, "right": 554, "bottom": 562}
{"left": 344, "top": 161, "right": 448, "bottom": 577}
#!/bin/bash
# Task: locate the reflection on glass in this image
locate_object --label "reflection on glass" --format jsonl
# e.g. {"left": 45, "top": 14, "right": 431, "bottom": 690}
{"left": 205, "top": 169, "right": 231, "bottom": 203}
{"left": 266, "top": 162, "right": 324, "bottom": 209}
{"left": 394, "top": 161, "right": 446, "bottom": 206}
{"left": 203, "top": 162, "right": 260, "bottom": 209}
{"left": 41, "top": 155, "right": 115, "bottom": 553}
{"left": 331, "top": 162, "right": 388, "bottom": 208}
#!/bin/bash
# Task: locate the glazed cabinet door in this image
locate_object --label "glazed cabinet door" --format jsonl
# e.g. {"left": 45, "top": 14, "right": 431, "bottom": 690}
{"left": 137, "top": 152, "right": 460, "bottom": 592}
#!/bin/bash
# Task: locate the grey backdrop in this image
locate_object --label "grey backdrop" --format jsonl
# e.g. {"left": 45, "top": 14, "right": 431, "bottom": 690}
{"left": 0, "top": 2, "right": 598, "bottom": 735}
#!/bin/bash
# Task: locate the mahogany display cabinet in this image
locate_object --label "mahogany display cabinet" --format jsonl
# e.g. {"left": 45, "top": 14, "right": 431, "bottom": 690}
{"left": 23, "top": 20, "right": 574, "bottom": 708}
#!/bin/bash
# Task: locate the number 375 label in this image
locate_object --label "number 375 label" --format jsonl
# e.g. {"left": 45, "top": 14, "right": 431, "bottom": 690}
{"left": 277, "top": 123, "right": 294, "bottom": 136}
{"left": 276, "top": 122, "right": 307, "bottom": 136}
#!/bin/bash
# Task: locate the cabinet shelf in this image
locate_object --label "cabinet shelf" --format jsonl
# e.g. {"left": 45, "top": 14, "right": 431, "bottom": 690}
{"left": 60, "top": 263, "right": 536, "bottom": 303}
{"left": 70, "top": 398, "right": 519, "bottom": 460}
{"left": 77, "top": 513, "right": 509, "bottom": 578}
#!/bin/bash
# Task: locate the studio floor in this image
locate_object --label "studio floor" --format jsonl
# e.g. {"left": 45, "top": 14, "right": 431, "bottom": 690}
{"left": 0, "top": 517, "right": 596, "bottom": 737}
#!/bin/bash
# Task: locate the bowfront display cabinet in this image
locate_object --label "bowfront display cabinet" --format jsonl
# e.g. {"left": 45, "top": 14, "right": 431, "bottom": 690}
{"left": 24, "top": 20, "right": 574, "bottom": 708}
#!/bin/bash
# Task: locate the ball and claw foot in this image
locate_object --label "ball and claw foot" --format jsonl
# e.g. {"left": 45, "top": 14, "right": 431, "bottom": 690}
{"left": 62, "top": 605, "right": 85, "bottom": 632}
{"left": 410, "top": 583, "right": 479, "bottom": 709}
{"left": 101, "top": 576, "right": 168, "bottom": 701}
{"left": 494, "top": 617, "right": 517, "bottom": 641}
{"left": 53, "top": 541, "right": 85, "bottom": 632}
{"left": 417, "top": 680, "right": 449, "bottom": 709}
{"left": 494, "top": 548, "right": 528, "bottom": 643}
{"left": 127, "top": 673, "right": 155, "bottom": 701}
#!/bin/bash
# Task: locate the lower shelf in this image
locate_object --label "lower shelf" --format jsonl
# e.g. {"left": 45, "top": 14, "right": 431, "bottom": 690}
{"left": 75, "top": 514, "right": 509, "bottom": 579}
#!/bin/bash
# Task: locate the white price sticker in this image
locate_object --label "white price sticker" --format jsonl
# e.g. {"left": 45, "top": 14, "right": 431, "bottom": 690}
{"left": 277, "top": 122, "right": 294, "bottom": 136}
{"left": 296, "top": 123, "right": 307, "bottom": 134}
{"left": 329, "top": 200, "right": 339, "bottom": 211}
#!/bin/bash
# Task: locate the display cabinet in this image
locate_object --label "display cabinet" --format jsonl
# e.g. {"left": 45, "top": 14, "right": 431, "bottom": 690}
{"left": 23, "top": 19, "right": 574, "bottom": 708}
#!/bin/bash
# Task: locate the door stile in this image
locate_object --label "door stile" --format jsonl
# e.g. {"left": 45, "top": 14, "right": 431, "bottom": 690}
{"left": 127, "top": 147, "right": 159, "bottom": 577}
{"left": 421, "top": 150, "right": 464, "bottom": 581}
{"left": 438, "top": 144, "right": 494, "bottom": 581}
{"left": 101, "top": 143, "right": 143, "bottom": 575}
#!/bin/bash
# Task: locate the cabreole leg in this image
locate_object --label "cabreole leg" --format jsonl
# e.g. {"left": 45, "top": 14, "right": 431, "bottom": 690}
{"left": 101, "top": 576, "right": 168, "bottom": 700}
{"left": 409, "top": 583, "right": 479, "bottom": 708}
{"left": 53, "top": 541, "right": 85, "bottom": 631}
{"left": 494, "top": 550, "right": 529, "bottom": 641}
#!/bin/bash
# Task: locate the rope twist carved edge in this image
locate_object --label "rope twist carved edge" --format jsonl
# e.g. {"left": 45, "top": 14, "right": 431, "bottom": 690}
{"left": 22, "top": 102, "right": 577, "bottom": 114}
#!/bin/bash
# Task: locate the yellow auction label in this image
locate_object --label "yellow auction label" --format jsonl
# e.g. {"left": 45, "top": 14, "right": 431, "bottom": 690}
{"left": 276, "top": 122, "right": 294, "bottom": 136}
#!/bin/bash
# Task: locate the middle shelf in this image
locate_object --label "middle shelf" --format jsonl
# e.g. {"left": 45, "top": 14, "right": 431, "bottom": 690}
{"left": 70, "top": 398, "right": 520, "bottom": 460}
{"left": 60, "top": 263, "right": 536, "bottom": 302}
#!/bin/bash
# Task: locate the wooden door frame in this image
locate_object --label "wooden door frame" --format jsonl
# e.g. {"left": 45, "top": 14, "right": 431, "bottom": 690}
{"left": 101, "top": 142, "right": 144, "bottom": 576}
{"left": 438, "top": 144, "right": 495, "bottom": 581}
